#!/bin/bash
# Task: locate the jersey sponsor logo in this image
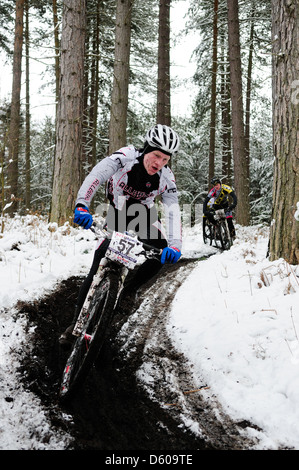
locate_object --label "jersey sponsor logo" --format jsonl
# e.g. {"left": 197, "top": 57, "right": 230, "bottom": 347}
{"left": 85, "top": 179, "right": 100, "bottom": 200}
{"left": 118, "top": 181, "right": 153, "bottom": 200}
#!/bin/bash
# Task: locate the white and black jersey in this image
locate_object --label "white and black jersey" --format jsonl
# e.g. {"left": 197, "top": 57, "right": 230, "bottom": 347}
{"left": 76, "top": 145, "right": 182, "bottom": 250}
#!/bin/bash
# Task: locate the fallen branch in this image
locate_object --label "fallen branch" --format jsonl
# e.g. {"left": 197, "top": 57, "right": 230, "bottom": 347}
{"left": 183, "top": 386, "right": 210, "bottom": 395}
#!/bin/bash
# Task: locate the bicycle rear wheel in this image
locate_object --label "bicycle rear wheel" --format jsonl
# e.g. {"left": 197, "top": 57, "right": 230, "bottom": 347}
{"left": 59, "top": 272, "right": 119, "bottom": 401}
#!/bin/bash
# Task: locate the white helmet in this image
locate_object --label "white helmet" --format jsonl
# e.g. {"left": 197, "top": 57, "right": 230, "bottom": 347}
{"left": 145, "top": 124, "right": 180, "bottom": 155}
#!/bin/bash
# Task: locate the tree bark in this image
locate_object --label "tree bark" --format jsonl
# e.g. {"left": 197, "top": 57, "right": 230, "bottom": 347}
{"left": 90, "top": 3, "right": 100, "bottom": 169}
{"left": 227, "top": 0, "right": 250, "bottom": 225}
{"left": 220, "top": 53, "right": 231, "bottom": 185}
{"left": 270, "top": 0, "right": 299, "bottom": 264}
{"left": 52, "top": 0, "right": 60, "bottom": 117}
{"left": 109, "top": 0, "right": 133, "bottom": 154}
{"left": 50, "top": 0, "right": 86, "bottom": 225}
{"left": 156, "top": 0, "right": 171, "bottom": 126}
{"left": 244, "top": 2, "right": 255, "bottom": 170}
{"left": 208, "top": 0, "right": 218, "bottom": 187}
{"left": 25, "top": 0, "right": 31, "bottom": 210}
{"left": 7, "top": 0, "right": 24, "bottom": 215}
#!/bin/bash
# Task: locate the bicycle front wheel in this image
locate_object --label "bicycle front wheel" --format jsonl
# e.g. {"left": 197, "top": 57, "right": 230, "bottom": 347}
{"left": 59, "top": 272, "right": 119, "bottom": 401}
{"left": 203, "top": 217, "right": 212, "bottom": 245}
{"left": 216, "top": 221, "right": 232, "bottom": 250}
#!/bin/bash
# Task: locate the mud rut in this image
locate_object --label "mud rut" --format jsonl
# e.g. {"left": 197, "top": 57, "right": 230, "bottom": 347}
{"left": 17, "top": 257, "right": 257, "bottom": 451}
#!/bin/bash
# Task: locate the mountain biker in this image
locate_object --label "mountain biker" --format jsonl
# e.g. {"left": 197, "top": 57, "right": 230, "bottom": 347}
{"left": 203, "top": 176, "right": 237, "bottom": 238}
{"left": 59, "top": 124, "right": 182, "bottom": 348}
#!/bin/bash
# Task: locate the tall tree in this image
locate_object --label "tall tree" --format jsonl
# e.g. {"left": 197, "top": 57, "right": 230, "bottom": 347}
{"left": 50, "top": 0, "right": 86, "bottom": 225}
{"left": 156, "top": 0, "right": 171, "bottom": 126}
{"left": 52, "top": 0, "right": 60, "bottom": 118}
{"left": 7, "top": 0, "right": 25, "bottom": 215}
{"left": 24, "top": 0, "right": 31, "bottom": 210}
{"left": 208, "top": 0, "right": 218, "bottom": 186}
{"left": 244, "top": 1, "right": 255, "bottom": 166}
{"left": 87, "top": 0, "right": 100, "bottom": 170}
{"left": 227, "top": 0, "right": 250, "bottom": 225}
{"left": 109, "top": 0, "right": 133, "bottom": 154}
{"left": 220, "top": 38, "right": 231, "bottom": 185}
{"left": 270, "top": 0, "right": 299, "bottom": 265}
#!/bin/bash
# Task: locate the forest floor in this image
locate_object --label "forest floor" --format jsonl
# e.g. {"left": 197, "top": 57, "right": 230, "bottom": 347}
{"left": 17, "top": 258, "right": 257, "bottom": 451}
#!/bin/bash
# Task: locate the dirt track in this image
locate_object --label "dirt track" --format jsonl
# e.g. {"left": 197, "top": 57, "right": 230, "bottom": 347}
{"left": 17, "top": 258, "right": 257, "bottom": 450}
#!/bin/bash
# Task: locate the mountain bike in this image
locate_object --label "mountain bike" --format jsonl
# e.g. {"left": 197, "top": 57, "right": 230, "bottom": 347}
{"left": 202, "top": 209, "right": 232, "bottom": 251}
{"left": 59, "top": 221, "right": 161, "bottom": 402}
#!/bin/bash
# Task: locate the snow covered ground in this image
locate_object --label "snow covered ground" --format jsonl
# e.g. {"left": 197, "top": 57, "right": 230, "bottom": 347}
{"left": 0, "top": 214, "right": 298, "bottom": 450}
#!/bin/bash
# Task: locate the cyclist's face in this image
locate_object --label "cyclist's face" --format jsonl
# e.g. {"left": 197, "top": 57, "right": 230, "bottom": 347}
{"left": 143, "top": 150, "right": 170, "bottom": 175}
{"left": 215, "top": 183, "right": 221, "bottom": 190}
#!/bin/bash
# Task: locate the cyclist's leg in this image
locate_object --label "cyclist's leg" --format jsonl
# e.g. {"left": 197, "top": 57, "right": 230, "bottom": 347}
{"left": 226, "top": 216, "right": 235, "bottom": 238}
{"left": 121, "top": 212, "right": 168, "bottom": 297}
{"left": 127, "top": 239, "right": 167, "bottom": 291}
{"left": 206, "top": 210, "right": 218, "bottom": 226}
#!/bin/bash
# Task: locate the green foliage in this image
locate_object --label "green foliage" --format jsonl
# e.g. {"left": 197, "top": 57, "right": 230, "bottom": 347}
{"left": 0, "top": 0, "right": 14, "bottom": 55}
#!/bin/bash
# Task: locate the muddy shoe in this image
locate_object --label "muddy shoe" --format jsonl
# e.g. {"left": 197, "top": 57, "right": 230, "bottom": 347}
{"left": 59, "top": 324, "right": 75, "bottom": 350}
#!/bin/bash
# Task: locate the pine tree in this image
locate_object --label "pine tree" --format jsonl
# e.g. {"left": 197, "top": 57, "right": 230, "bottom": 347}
{"left": 270, "top": 0, "right": 299, "bottom": 264}
{"left": 7, "top": 0, "right": 25, "bottom": 215}
{"left": 109, "top": 0, "right": 133, "bottom": 153}
{"left": 50, "top": 0, "right": 86, "bottom": 225}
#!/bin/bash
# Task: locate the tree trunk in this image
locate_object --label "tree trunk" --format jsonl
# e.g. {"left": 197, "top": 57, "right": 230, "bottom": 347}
{"left": 109, "top": 0, "right": 133, "bottom": 154}
{"left": 52, "top": 0, "right": 60, "bottom": 117}
{"left": 208, "top": 0, "right": 218, "bottom": 187}
{"left": 270, "top": 0, "right": 299, "bottom": 264}
{"left": 90, "top": 3, "right": 100, "bottom": 169}
{"left": 7, "top": 0, "right": 24, "bottom": 215}
{"left": 244, "top": 3, "right": 255, "bottom": 169}
{"left": 157, "top": 0, "right": 171, "bottom": 126}
{"left": 25, "top": 0, "right": 31, "bottom": 210}
{"left": 219, "top": 26, "right": 231, "bottom": 185}
{"left": 227, "top": 0, "right": 250, "bottom": 225}
{"left": 221, "top": 53, "right": 231, "bottom": 185}
{"left": 50, "top": 0, "right": 86, "bottom": 226}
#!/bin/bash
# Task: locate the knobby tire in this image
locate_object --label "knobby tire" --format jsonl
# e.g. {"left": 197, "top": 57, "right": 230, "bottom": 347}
{"left": 216, "top": 220, "right": 232, "bottom": 250}
{"left": 59, "top": 272, "right": 119, "bottom": 401}
{"left": 202, "top": 218, "right": 212, "bottom": 246}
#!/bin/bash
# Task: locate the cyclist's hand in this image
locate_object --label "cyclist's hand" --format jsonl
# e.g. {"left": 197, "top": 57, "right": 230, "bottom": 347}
{"left": 161, "top": 246, "right": 181, "bottom": 264}
{"left": 74, "top": 206, "right": 93, "bottom": 229}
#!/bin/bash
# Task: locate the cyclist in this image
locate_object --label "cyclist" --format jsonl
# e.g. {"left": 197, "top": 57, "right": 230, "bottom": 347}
{"left": 203, "top": 176, "right": 237, "bottom": 238}
{"left": 59, "top": 124, "right": 182, "bottom": 348}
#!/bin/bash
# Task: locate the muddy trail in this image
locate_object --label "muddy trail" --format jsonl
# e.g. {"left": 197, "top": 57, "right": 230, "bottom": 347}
{"left": 17, "top": 257, "right": 257, "bottom": 451}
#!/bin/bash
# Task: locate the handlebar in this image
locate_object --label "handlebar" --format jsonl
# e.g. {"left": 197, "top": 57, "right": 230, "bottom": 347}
{"left": 90, "top": 221, "right": 162, "bottom": 255}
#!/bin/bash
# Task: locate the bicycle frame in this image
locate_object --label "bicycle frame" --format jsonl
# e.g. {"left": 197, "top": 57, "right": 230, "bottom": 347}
{"left": 72, "top": 221, "right": 161, "bottom": 338}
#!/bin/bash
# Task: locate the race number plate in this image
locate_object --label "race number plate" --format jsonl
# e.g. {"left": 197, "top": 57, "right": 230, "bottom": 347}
{"left": 106, "top": 231, "right": 143, "bottom": 269}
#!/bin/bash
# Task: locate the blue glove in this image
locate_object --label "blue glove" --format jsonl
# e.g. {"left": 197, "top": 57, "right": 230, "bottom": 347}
{"left": 161, "top": 246, "right": 181, "bottom": 264}
{"left": 74, "top": 206, "right": 93, "bottom": 229}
